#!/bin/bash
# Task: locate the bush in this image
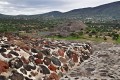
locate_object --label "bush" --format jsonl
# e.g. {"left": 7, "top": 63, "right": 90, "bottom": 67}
{"left": 70, "top": 32, "right": 79, "bottom": 38}
{"left": 103, "top": 36, "right": 107, "bottom": 41}
{"left": 112, "top": 34, "right": 119, "bottom": 40}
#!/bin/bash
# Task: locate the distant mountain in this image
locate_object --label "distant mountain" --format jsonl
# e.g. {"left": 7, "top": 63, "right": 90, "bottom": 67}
{"left": 0, "top": 1, "right": 120, "bottom": 20}
{"left": 41, "top": 11, "right": 62, "bottom": 17}
{"left": 0, "top": 14, "right": 8, "bottom": 18}
{"left": 63, "top": 1, "right": 120, "bottom": 20}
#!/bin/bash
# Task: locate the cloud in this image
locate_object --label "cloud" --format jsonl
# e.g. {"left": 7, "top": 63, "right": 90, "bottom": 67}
{"left": 0, "top": 0, "right": 118, "bottom": 15}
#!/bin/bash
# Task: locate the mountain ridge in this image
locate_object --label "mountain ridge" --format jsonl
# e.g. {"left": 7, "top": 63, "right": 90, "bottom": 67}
{"left": 0, "top": 1, "right": 120, "bottom": 20}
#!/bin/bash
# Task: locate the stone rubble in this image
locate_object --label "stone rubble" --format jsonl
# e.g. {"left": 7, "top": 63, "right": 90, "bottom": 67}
{"left": 60, "top": 42, "right": 120, "bottom": 80}
{"left": 0, "top": 34, "right": 92, "bottom": 80}
{"left": 0, "top": 34, "right": 120, "bottom": 80}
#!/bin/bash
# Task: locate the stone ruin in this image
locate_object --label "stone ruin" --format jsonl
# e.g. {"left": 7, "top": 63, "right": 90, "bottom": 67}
{"left": 0, "top": 34, "right": 92, "bottom": 80}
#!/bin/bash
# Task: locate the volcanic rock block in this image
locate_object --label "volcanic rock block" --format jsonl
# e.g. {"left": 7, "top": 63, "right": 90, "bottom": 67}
{"left": 0, "top": 75, "right": 6, "bottom": 80}
{"left": 43, "top": 57, "right": 51, "bottom": 66}
{"left": 35, "top": 59, "right": 43, "bottom": 65}
{"left": 9, "top": 50, "right": 19, "bottom": 56}
{"left": 34, "top": 53, "right": 43, "bottom": 59}
{"left": 51, "top": 56, "right": 61, "bottom": 66}
{"left": 0, "top": 60, "right": 9, "bottom": 73}
{"left": 49, "top": 73, "right": 59, "bottom": 80}
{"left": 39, "top": 65, "right": 50, "bottom": 74}
{"left": 13, "top": 40, "right": 25, "bottom": 47}
{"left": 0, "top": 48, "right": 6, "bottom": 53}
{"left": 72, "top": 53, "right": 78, "bottom": 63}
{"left": 58, "top": 49, "right": 64, "bottom": 57}
{"left": 9, "top": 58, "right": 23, "bottom": 69}
{"left": 48, "top": 64, "right": 57, "bottom": 72}
{"left": 9, "top": 72, "right": 24, "bottom": 80}
{"left": 59, "top": 57, "right": 67, "bottom": 63}
{"left": 20, "top": 68, "right": 27, "bottom": 75}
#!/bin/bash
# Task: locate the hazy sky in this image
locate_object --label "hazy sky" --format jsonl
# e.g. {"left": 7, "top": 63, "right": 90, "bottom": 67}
{"left": 0, "top": 0, "right": 119, "bottom": 15}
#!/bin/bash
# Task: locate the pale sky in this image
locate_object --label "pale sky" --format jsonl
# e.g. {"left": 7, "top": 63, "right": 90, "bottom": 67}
{"left": 0, "top": 0, "right": 119, "bottom": 15}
